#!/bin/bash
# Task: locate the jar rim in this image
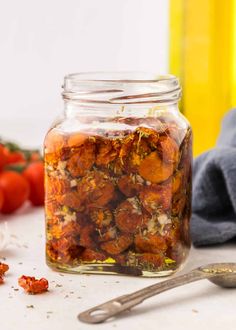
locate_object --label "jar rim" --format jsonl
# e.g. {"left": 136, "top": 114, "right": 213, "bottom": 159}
{"left": 64, "top": 71, "right": 176, "bottom": 83}
{"left": 62, "top": 72, "right": 181, "bottom": 105}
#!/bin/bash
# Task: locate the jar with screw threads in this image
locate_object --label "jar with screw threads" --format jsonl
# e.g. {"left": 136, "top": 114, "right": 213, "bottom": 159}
{"left": 44, "top": 72, "right": 192, "bottom": 277}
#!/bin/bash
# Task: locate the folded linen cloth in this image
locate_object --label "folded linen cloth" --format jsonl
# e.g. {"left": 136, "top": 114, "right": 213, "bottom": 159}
{"left": 191, "top": 109, "right": 236, "bottom": 246}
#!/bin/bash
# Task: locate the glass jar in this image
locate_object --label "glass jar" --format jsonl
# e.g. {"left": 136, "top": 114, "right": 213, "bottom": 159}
{"left": 44, "top": 72, "right": 192, "bottom": 277}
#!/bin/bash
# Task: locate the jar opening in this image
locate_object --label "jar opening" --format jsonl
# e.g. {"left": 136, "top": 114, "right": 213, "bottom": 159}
{"left": 62, "top": 72, "right": 181, "bottom": 105}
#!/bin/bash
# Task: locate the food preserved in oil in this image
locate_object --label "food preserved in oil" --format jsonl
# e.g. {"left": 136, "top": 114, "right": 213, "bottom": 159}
{"left": 45, "top": 115, "right": 192, "bottom": 276}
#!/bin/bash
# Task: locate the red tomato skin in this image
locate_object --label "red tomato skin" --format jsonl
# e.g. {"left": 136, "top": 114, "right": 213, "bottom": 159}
{"left": 0, "top": 189, "right": 4, "bottom": 210}
{"left": 0, "top": 171, "right": 30, "bottom": 214}
{"left": 0, "top": 145, "right": 8, "bottom": 171}
{"left": 6, "top": 151, "right": 25, "bottom": 165}
{"left": 23, "top": 161, "right": 44, "bottom": 206}
{"left": 30, "top": 152, "right": 41, "bottom": 162}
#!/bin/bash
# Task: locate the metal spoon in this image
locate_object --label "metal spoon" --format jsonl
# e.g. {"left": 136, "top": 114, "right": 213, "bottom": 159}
{"left": 78, "top": 262, "right": 236, "bottom": 324}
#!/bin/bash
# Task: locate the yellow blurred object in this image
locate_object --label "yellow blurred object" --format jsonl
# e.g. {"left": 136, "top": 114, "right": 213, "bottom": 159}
{"left": 170, "top": 0, "right": 236, "bottom": 155}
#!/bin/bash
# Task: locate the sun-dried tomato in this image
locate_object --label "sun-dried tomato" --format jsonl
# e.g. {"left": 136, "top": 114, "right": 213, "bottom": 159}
{"left": 46, "top": 214, "right": 61, "bottom": 228}
{"left": 115, "top": 198, "right": 147, "bottom": 234}
{"left": 57, "top": 191, "right": 81, "bottom": 210}
{"left": 157, "top": 135, "right": 179, "bottom": 164}
{"left": 0, "top": 262, "right": 9, "bottom": 276}
{"left": 117, "top": 174, "right": 143, "bottom": 197}
{"left": 44, "top": 129, "right": 66, "bottom": 154}
{"left": 67, "top": 139, "right": 95, "bottom": 177}
{"left": 162, "top": 221, "right": 181, "bottom": 248}
{"left": 47, "top": 237, "right": 84, "bottom": 264}
{"left": 77, "top": 171, "right": 115, "bottom": 209}
{"left": 67, "top": 132, "right": 90, "bottom": 148}
{"left": 167, "top": 242, "right": 186, "bottom": 265}
{"left": 171, "top": 170, "right": 183, "bottom": 194}
{"left": 79, "top": 225, "right": 95, "bottom": 248}
{"left": 137, "top": 253, "right": 165, "bottom": 268}
{"left": 96, "top": 225, "right": 117, "bottom": 243}
{"left": 180, "top": 215, "right": 191, "bottom": 247}
{"left": 95, "top": 137, "right": 121, "bottom": 166}
{"left": 46, "top": 223, "right": 62, "bottom": 240}
{"left": 101, "top": 235, "right": 133, "bottom": 255}
{"left": 179, "top": 130, "right": 192, "bottom": 172}
{"left": 139, "top": 184, "right": 172, "bottom": 213}
{"left": 45, "top": 200, "right": 59, "bottom": 219}
{"left": 119, "top": 128, "right": 156, "bottom": 173}
{"left": 90, "top": 208, "right": 113, "bottom": 228}
{"left": 167, "top": 124, "right": 186, "bottom": 146}
{"left": 172, "top": 193, "right": 186, "bottom": 215}
{"left": 80, "top": 248, "right": 107, "bottom": 262}
{"left": 18, "top": 275, "right": 48, "bottom": 294}
{"left": 139, "top": 151, "right": 174, "bottom": 183}
{"left": 44, "top": 130, "right": 67, "bottom": 165}
{"left": 47, "top": 221, "right": 81, "bottom": 240}
{"left": 45, "top": 176, "right": 70, "bottom": 201}
{"left": 134, "top": 233, "right": 167, "bottom": 254}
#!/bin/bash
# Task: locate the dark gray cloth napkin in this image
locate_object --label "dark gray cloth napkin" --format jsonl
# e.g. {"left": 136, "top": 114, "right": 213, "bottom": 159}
{"left": 191, "top": 109, "right": 236, "bottom": 246}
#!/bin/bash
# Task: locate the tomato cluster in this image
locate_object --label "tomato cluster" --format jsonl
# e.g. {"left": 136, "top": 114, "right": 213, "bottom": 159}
{"left": 0, "top": 141, "right": 44, "bottom": 214}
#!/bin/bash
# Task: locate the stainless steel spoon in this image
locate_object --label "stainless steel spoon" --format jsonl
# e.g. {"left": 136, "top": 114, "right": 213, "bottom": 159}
{"left": 78, "top": 262, "right": 236, "bottom": 324}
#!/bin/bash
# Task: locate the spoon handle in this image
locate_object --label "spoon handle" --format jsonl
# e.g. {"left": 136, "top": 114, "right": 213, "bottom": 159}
{"left": 78, "top": 269, "right": 211, "bottom": 324}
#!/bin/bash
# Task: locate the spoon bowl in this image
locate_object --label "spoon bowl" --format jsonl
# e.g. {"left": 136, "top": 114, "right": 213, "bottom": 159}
{"left": 199, "top": 262, "right": 236, "bottom": 288}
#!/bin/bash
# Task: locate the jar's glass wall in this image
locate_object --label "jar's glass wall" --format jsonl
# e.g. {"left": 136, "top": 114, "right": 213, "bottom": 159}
{"left": 44, "top": 74, "right": 192, "bottom": 277}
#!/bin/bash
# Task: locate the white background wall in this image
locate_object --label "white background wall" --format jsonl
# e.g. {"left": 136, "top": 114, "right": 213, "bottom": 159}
{"left": 0, "top": 0, "right": 169, "bottom": 147}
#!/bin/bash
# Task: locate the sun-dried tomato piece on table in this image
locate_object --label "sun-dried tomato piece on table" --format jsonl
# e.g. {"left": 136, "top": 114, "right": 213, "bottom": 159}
{"left": 18, "top": 275, "right": 49, "bottom": 294}
{"left": 0, "top": 262, "right": 9, "bottom": 276}
{"left": 0, "top": 262, "right": 9, "bottom": 283}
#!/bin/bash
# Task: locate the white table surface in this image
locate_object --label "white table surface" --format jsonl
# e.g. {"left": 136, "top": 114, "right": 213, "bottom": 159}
{"left": 0, "top": 119, "right": 235, "bottom": 329}
{"left": 0, "top": 206, "right": 235, "bottom": 330}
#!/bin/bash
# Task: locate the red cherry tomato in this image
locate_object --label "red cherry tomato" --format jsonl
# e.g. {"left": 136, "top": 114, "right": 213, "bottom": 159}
{"left": 23, "top": 161, "right": 44, "bottom": 206}
{"left": 0, "top": 145, "right": 8, "bottom": 171}
{"left": 29, "top": 151, "right": 41, "bottom": 162}
{"left": 6, "top": 151, "right": 25, "bottom": 165}
{"left": 0, "top": 171, "right": 30, "bottom": 214}
{"left": 0, "top": 189, "right": 4, "bottom": 210}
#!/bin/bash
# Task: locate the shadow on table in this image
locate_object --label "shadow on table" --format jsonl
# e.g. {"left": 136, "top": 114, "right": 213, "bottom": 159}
{"left": 106, "top": 284, "right": 233, "bottom": 323}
